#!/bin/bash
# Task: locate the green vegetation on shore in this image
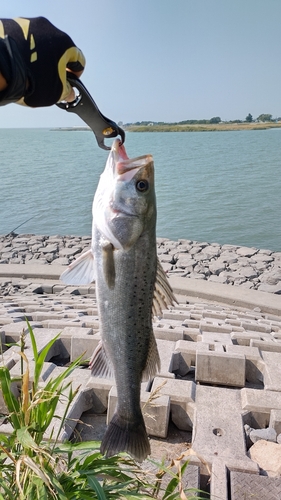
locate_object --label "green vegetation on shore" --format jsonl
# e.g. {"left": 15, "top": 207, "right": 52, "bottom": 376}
{"left": 123, "top": 113, "right": 281, "bottom": 133}
{"left": 124, "top": 122, "right": 281, "bottom": 133}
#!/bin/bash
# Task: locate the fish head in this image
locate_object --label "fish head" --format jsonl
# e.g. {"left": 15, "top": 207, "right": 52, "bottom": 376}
{"left": 94, "top": 139, "right": 156, "bottom": 250}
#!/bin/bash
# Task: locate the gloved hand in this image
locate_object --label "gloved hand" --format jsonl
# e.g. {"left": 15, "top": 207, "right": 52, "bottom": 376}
{"left": 0, "top": 16, "right": 85, "bottom": 107}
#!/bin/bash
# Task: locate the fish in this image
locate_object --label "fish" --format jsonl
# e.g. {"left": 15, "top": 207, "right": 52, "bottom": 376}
{"left": 60, "top": 139, "right": 176, "bottom": 461}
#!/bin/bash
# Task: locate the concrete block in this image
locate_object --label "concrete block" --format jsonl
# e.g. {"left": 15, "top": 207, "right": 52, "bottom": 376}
{"left": 58, "top": 327, "right": 95, "bottom": 358}
{"left": 174, "top": 339, "right": 209, "bottom": 365}
{"left": 71, "top": 334, "right": 100, "bottom": 362}
{"left": 192, "top": 386, "right": 246, "bottom": 466}
{"left": 182, "top": 328, "right": 200, "bottom": 341}
{"left": 31, "top": 311, "right": 70, "bottom": 321}
{"left": 230, "top": 469, "right": 281, "bottom": 499}
{"left": 241, "top": 321, "right": 271, "bottom": 333}
{"left": 0, "top": 317, "right": 13, "bottom": 325}
{"left": 241, "top": 388, "right": 281, "bottom": 413}
{"left": 195, "top": 351, "right": 246, "bottom": 387}
{"left": 262, "top": 351, "right": 281, "bottom": 391}
{"left": 86, "top": 377, "right": 115, "bottom": 413}
{"left": 153, "top": 325, "right": 184, "bottom": 342}
{"left": 226, "top": 345, "right": 264, "bottom": 384}
{"left": 250, "top": 339, "right": 281, "bottom": 353}
{"left": 107, "top": 386, "right": 170, "bottom": 438}
{"left": 231, "top": 331, "right": 263, "bottom": 346}
{"left": 62, "top": 326, "right": 93, "bottom": 336}
{"left": 25, "top": 329, "right": 61, "bottom": 361}
{"left": 199, "top": 321, "right": 232, "bottom": 334}
{"left": 214, "top": 343, "right": 225, "bottom": 352}
{"left": 156, "top": 339, "right": 176, "bottom": 378}
{"left": 211, "top": 458, "right": 259, "bottom": 500}
{"left": 88, "top": 285, "right": 96, "bottom": 295}
{"left": 41, "top": 319, "right": 87, "bottom": 329}
{"left": 201, "top": 332, "right": 233, "bottom": 346}
{"left": 1, "top": 321, "right": 34, "bottom": 343}
{"left": 78, "top": 316, "right": 99, "bottom": 329}
{"left": 162, "top": 310, "right": 190, "bottom": 321}
{"left": 151, "top": 377, "right": 196, "bottom": 431}
{"left": 10, "top": 360, "right": 57, "bottom": 383}
{"left": 269, "top": 409, "right": 281, "bottom": 435}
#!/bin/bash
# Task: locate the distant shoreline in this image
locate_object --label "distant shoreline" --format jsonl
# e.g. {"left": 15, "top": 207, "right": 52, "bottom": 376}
{"left": 124, "top": 122, "right": 281, "bottom": 133}
{"left": 50, "top": 123, "right": 281, "bottom": 133}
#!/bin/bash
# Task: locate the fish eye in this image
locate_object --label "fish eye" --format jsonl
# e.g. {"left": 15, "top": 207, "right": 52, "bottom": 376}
{"left": 136, "top": 179, "right": 149, "bottom": 192}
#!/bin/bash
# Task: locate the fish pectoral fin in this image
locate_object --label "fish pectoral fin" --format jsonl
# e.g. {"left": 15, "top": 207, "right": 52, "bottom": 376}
{"left": 142, "top": 330, "right": 160, "bottom": 381}
{"left": 90, "top": 341, "right": 114, "bottom": 379}
{"left": 152, "top": 257, "right": 178, "bottom": 317}
{"left": 102, "top": 241, "right": 115, "bottom": 289}
{"left": 60, "top": 249, "right": 95, "bottom": 285}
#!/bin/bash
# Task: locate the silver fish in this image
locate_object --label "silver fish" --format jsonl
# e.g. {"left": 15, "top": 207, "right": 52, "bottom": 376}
{"left": 60, "top": 139, "right": 176, "bottom": 461}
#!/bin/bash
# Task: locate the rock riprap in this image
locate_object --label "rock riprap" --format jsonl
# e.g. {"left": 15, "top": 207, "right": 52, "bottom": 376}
{"left": 0, "top": 233, "right": 281, "bottom": 294}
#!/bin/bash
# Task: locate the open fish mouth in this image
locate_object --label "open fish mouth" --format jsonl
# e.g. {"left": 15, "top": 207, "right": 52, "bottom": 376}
{"left": 112, "top": 139, "right": 153, "bottom": 179}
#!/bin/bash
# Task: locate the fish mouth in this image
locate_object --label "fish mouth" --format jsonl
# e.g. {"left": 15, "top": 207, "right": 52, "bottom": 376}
{"left": 111, "top": 139, "right": 153, "bottom": 178}
{"left": 110, "top": 205, "right": 138, "bottom": 218}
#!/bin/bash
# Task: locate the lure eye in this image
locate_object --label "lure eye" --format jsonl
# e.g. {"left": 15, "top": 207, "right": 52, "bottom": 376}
{"left": 136, "top": 179, "right": 149, "bottom": 192}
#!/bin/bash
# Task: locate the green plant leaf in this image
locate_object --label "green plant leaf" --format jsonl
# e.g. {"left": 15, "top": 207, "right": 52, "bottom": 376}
{"left": 54, "top": 440, "right": 101, "bottom": 454}
{"left": 86, "top": 475, "right": 107, "bottom": 499}
{"left": 26, "top": 318, "right": 61, "bottom": 390}
{"left": 0, "top": 367, "right": 21, "bottom": 428}
{"left": 16, "top": 426, "right": 40, "bottom": 452}
{"left": 0, "top": 483, "right": 15, "bottom": 500}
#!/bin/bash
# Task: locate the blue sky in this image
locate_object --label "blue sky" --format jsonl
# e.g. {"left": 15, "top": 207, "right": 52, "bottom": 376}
{"left": 0, "top": 0, "right": 280, "bottom": 127}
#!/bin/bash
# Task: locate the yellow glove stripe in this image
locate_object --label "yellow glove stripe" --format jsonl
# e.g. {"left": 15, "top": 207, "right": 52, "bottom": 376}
{"left": 0, "top": 21, "right": 4, "bottom": 39}
{"left": 30, "top": 33, "right": 35, "bottom": 50}
{"left": 57, "top": 46, "right": 85, "bottom": 101}
{"left": 14, "top": 17, "right": 30, "bottom": 40}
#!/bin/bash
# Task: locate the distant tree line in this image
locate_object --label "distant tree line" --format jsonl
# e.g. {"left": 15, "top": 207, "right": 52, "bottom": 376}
{"left": 123, "top": 113, "right": 280, "bottom": 127}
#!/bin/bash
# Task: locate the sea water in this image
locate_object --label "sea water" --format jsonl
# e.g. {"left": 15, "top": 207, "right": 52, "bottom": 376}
{"left": 0, "top": 128, "right": 280, "bottom": 251}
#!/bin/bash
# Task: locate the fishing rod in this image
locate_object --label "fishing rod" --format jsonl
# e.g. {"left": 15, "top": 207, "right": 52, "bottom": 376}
{"left": 6, "top": 215, "right": 38, "bottom": 236}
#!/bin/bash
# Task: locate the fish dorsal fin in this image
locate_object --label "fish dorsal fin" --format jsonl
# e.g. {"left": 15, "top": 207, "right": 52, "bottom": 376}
{"left": 60, "top": 249, "right": 95, "bottom": 285}
{"left": 102, "top": 241, "right": 115, "bottom": 289}
{"left": 152, "top": 257, "right": 177, "bottom": 317}
{"left": 90, "top": 341, "right": 114, "bottom": 379}
{"left": 142, "top": 330, "right": 160, "bottom": 381}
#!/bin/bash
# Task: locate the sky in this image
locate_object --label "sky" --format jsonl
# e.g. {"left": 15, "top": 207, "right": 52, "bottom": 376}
{"left": 0, "top": 0, "right": 280, "bottom": 128}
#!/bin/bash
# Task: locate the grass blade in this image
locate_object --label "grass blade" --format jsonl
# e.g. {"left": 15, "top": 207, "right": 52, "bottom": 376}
{"left": 86, "top": 475, "right": 107, "bottom": 500}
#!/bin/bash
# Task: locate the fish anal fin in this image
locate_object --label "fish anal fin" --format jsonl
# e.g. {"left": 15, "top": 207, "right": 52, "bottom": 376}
{"left": 102, "top": 241, "right": 115, "bottom": 289}
{"left": 90, "top": 341, "right": 114, "bottom": 379}
{"left": 152, "top": 257, "right": 178, "bottom": 317}
{"left": 142, "top": 330, "right": 160, "bottom": 381}
{"left": 60, "top": 249, "right": 95, "bottom": 285}
{"left": 101, "top": 412, "right": 150, "bottom": 462}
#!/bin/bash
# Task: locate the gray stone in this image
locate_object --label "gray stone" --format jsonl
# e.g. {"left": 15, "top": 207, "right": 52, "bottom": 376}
{"left": 236, "top": 247, "right": 257, "bottom": 257}
{"left": 250, "top": 427, "right": 277, "bottom": 443}
{"left": 249, "top": 440, "right": 281, "bottom": 477}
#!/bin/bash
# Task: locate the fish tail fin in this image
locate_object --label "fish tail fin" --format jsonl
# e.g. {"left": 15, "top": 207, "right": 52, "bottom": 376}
{"left": 60, "top": 249, "right": 95, "bottom": 285}
{"left": 101, "top": 412, "right": 150, "bottom": 462}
